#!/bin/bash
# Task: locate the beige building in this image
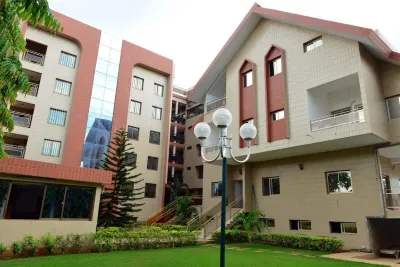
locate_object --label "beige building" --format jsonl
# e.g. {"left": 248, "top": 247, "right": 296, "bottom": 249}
{"left": 188, "top": 4, "right": 400, "bottom": 252}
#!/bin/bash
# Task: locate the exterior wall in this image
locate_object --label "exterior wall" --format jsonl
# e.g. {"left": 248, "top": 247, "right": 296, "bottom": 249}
{"left": 18, "top": 26, "right": 81, "bottom": 164}
{"left": 126, "top": 66, "right": 170, "bottom": 220}
{"left": 183, "top": 114, "right": 204, "bottom": 190}
{"left": 224, "top": 19, "right": 375, "bottom": 159}
{"left": 202, "top": 163, "right": 222, "bottom": 210}
{"left": 251, "top": 147, "right": 382, "bottom": 250}
{"left": 380, "top": 62, "right": 400, "bottom": 143}
{"left": 0, "top": 176, "right": 102, "bottom": 245}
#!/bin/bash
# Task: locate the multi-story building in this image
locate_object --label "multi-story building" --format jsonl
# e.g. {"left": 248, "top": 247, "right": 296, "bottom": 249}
{"left": 189, "top": 3, "right": 400, "bottom": 252}
{"left": 0, "top": 11, "right": 174, "bottom": 244}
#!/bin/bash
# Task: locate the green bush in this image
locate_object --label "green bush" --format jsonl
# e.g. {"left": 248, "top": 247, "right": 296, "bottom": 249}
{"left": 55, "top": 235, "right": 70, "bottom": 254}
{"left": 41, "top": 233, "right": 56, "bottom": 254}
{"left": 11, "top": 241, "right": 22, "bottom": 256}
{"left": 211, "top": 230, "right": 343, "bottom": 252}
{"left": 0, "top": 242, "right": 7, "bottom": 255}
{"left": 23, "top": 235, "right": 39, "bottom": 257}
{"left": 153, "top": 224, "right": 187, "bottom": 231}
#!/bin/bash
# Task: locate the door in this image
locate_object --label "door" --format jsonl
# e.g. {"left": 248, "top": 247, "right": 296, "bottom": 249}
{"left": 233, "top": 181, "right": 243, "bottom": 208}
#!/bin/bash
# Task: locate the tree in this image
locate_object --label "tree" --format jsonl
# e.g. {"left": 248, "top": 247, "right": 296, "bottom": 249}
{"left": 168, "top": 177, "right": 189, "bottom": 201}
{"left": 233, "top": 210, "right": 268, "bottom": 232}
{"left": 0, "top": 0, "right": 61, "bottom": 158}
{"left": 97, "top": 128, "right": 145, "bottom": 228}
{"left": 175, "top": 196, "right": 198, "bottom": 226}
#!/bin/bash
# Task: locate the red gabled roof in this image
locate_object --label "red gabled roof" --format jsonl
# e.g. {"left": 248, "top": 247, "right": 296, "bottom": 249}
{"left": 189, "top": 3, "right": 399, "bottom": 101}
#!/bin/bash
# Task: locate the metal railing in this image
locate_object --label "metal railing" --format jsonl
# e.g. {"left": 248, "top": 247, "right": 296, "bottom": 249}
{"left": 310, "top": 109, "right": 365, "bottom": 131}
{"left": 146, "top": 200, "right": 178, "bottom": 225}
{"left": 206, "top": 97, "right": 226, "bottom": 113}
{"left": 29, "top": 82, "right": 39, "bottom": 96}
{"left": 23, "top": 50, "right": 45, "bottom": 66}
{"left": 170, "top": 135, "right": 185, "bottom": 144}
{"left": 204, "top": 144, "right": 219, "bottom": 153}
{"left": 187, "top": 200, "right": 223, "bottom": 231}
{"left": 171, "top": 114, "right": 186, "bottom": 124}
{"left": 4, "top": 144, "right": 25, "bottom": 158}
{"left": 384, "top": 193, "right": 400, "bottom": 209}
{"left": 202, "top": 196, "right": 243, "bottom": 238}
{"left": 11, "top": 111, "right": 32, "bottom": 128}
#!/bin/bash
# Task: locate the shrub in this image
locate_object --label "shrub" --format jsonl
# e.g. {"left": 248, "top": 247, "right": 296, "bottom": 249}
{"left": 153, "top": 224, "right": 187, "bottom": 231}
{"left": 55, "top": 235, "right": 70, "bottom": 254}
{"left": 70, "top": 234, "right": 83, "bottom": 253}
{"left": 211, "top": 230, "right": 343, "bottom": 252}
{"left": 0, "top": 242, "right": 7, "bottom": 255}
{"left": 41, "top": 233, "right": 56, "bottom": 254}
{"left": 23, "top": 235, "right": 39, "bottom": 257}
{"left": 11, "top": 241, "right": 22, "bottom": 256}
{"left": 96, "top": 227, "right": 125, "bottom": 240}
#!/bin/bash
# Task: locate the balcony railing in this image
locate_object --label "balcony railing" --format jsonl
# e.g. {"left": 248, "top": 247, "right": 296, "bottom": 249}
{"left": 385, "top": 193, "right": 400, "bottom": 209}
{"left": 11, "top": 111, "right": 32, "bottom": 128}
{"left": 29, "top": 82, "right": 39, "bottom": 96}
{"left": 310, "top": 109, "right": 365, "bottom": 131}
{"left": 171, "top": 114, "right": 186, "bottom": 124}
{"left": 23, "top": 50, "right": 45, "bottom": 66}
{"left": 169, "top": 157, "right": 184, "bottom": 165}
{"left": 206, "top": 97, "right": 226, "bottom": 113}
{"left": 170, "top": 135, "right": 185, "bottom": 144}
{"left": 4, "top": 144, "right": 25, "bottom": 158}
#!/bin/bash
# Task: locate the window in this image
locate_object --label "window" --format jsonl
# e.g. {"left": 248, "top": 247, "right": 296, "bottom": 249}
{"left": 212, "top": 182, "right": 222, "bottom": 197}
{"left": 130, "top": 100, "right": 142, "bottom": 114}
{"left": 262, "top": 177, "right": 280, "bottom": 196}
{"left": 187, "top": 167, "right": 191, "bottom": 170}
{"left": 269, "top": 57, "right": 282, "bottom": 76}
{"left": 124, "top": 153, "right": 137, "bottom": 167}
{"left": 145, "top": 183, "right": 156, "bottom": 198}
{"left": 196, "top": 144, "right": 201, "bottom": 157}
{"left": 153, "top": 83, "right": 164, "bottom": 97}
{"left": 127, "top": 126, "right": 139, "bottom": 140}
{"left": 54, "top": 79, "right": 72, "bottom": 95}
{"left": 0, "top": 181, "right": 10, "bottom": 218}
{"left": 330, "top": 222, "right": 357, "bottom": 234}
{"left": 260, "top": 218, "right": 275, "bottom": 227}
{"left": 326, "top": 171, "right": 352, "bottom": 193}
{"left": 304, "top": 36, "right": 323, "bottom": 52}
{"left": 42, "top": 140, "right": 61, "bottom": 157}
{"left": 0, "top": 181, "right": 95, "bottom": 220}
{"left": 243, "top": 71, "right": 253, "bottom": 87}
{"left": 152, "top": 106, "right": 162, "bottom": 120}
{"left": 386, "top": 96, "right": 400, "bottom": 119}
{"left": 272, "top": 110, "right": 285, "bottom": 121}
{"left": 132, "top": 76, "right": 144, "bottom": 90}
{"left": 187, "top": 146, "right": 192, "bottom": 150}
{"left": 290, "top": 220, "right": 311, "bottom": 230}
{"left": 59, "top": 51, "right": 77, "bottom": 68}
{"left": 147, "top": 156, "right": 158, "bottom": 170}
{"left": 196, "top": 165, "right": 204, "bottom": 179}
{"left": 48, "top": 108, "right": 67, "bottom": 126}
{"left": 188, "top": 126, "right": 193, "bottom": 130}
{"left": 149, "top": 131, "right": 160, "bottom": 144}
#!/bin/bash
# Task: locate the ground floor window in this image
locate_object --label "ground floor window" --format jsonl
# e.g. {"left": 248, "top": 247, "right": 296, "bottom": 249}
{"left": 0, "top": 180, "right": 95, "bottom": 220}
{"left": 330, "top": 222, "right": 357, "bottom": 234}
{"left": 211, "top": 182, "right": 222, "bottom": 197}
{"left": 260, "top": 218, "right": 275, "bottom": 227}
{"left": 290, "top": 220, "right": 311, "bottom": 230}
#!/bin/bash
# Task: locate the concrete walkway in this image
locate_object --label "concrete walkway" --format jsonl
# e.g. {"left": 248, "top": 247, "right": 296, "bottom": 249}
{"left": 323, "top": 252, "right": 400, "bottom": 266}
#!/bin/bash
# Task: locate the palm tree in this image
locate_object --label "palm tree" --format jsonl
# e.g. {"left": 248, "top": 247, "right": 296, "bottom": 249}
{"left": 168, "top": 177, "right": 189, "bottom": 201}
{"left": 233, "top": 210, "right": 268, "bottom": 232}
{"left": 0, "top": 0, "right": 61, "bottom": 157}
{"left": 175, "top": 196, "right": 198, "bottom": 225}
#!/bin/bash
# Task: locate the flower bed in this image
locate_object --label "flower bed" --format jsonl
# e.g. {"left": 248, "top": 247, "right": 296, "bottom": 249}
{"left": 211, "top": 230, "right": 343, "bottom": 252}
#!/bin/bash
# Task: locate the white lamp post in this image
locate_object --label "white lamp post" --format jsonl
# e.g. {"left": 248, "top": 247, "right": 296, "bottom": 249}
{"left": 194, "top": 108, "right": 257, "bottom": 267}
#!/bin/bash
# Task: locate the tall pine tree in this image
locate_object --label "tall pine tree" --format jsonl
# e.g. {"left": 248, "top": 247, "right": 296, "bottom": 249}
{"left": 97, "top": 128, "right": 144, "bottom": 227}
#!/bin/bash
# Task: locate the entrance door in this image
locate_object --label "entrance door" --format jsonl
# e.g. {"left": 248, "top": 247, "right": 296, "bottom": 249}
{"left": 233, "top": 181, "right": 243, "bottom": 208}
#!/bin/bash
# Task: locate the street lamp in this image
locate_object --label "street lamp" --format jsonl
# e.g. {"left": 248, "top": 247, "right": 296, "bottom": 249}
{"left": 194, "top": 108, "right": 257, "bottom": 267}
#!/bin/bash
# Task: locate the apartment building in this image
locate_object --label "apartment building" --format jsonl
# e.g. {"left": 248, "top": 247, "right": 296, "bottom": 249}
{"left": 189, "top": 3, "right": 400, "bottom": 252}
{"left": 0, "top": 11, "right": 174, "bottom": 244}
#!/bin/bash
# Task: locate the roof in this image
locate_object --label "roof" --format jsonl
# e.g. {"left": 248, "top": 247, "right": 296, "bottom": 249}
{"left": 188, "top": 3, "right": 400, "bottom": 102}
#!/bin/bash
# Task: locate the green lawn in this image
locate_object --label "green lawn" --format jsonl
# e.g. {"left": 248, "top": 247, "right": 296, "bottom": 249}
{"left": 0, "top": 243, "right": 382, "bottom": 267}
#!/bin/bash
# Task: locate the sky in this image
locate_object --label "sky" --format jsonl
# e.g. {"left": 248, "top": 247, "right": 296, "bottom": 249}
{"left": 48, "top": 0, "right": 400, "bottom": 89}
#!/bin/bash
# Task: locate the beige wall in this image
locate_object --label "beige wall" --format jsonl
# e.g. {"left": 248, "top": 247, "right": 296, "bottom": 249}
{"left": 127, "top": 66, "right": 169, "bottom": 220}
{"left": 250, "top": 147, "right": 382, "bottom": 250}
{"left": 203, "top": 163, "right": 222, "bottom": 210}
{"left": 0, "top": 176, "right": 101, "bottom": 245}
{"left": 16, "top": 26, "right": 80, "bottom": 164}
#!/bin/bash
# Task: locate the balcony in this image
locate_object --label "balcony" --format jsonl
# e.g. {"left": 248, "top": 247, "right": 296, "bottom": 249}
{"left": 206, "top": 97, "right": 226, "bottom": 113}
{"left": 170, "top": 134, "right": 185, "bottom": 144}
{"left": 310, "top": 109, "right": 365, "bottom": 131}
{"left": 171, "top": 114, "right": 185, "bottom": 124}
{"left": 29, "top": 82, "right": 39, "bottom": 96}
{"left": 22, "top": 40, "right": 47, "bottom": 66}
{"left": 11, "top": 111, "right": 32, "bottom": 128}
{"left": 4, "top": 133, "right": 28, "bottom": 159}
{"left": 187, "top": 104, "right": 204, "bottom": 119}
{"left": 4, "top": 144, "right": 26, "bottom": 158}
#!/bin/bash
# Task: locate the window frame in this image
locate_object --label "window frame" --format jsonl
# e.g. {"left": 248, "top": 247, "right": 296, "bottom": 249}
{"left": 144, "top": 183, "right": 157, "bottom": 198}
{"left": 271, "top": 110, "right": 285, "bottom": 121}
{"left": 59, "top": 51, "right": 77, "bottom": 68}
{"left": 153, "top": 83, "right": 164, "bottom": 97}
{"left": 262, "top": 177, "right": 280, "bottom": 196}
{"left": 130, "top": 100, "right": 142, "bottom": 114}
{"left": 195, "top": 165, "right": 204, "bottom": 179}
{"left": 211, "top": 182, "right": 222, "bottom": 197}
{"left": 127, "top": 126, "right": 139, "bottom": 140}
{"left": 243, "top": 71, "right": 253, "bottom": 87}
{"left": 48, "top": 108, "right": 67, "bottom": 126}
{"left": 386, "top": 95, "right": 400, "bottom": 120}
{"left": 269, "top": 57, "right": 282, "bottom": 76}
{"left": 54, "top": 78, "right": 72, "bottom": 96}
{"left": 303, "top": 36, "right": 323, "bottom": 53}
{"left": 326, "top": 170, "right": 353, "bottom": 194}
{"left": 152, "top": 106, "right": 162, "bottom": 120}
{"left": 132, "top": 76, "right": 144, "bottom": 90}
{"left": 330, "top": 221, "right": 357, "bottom": 234}
{"left": 149, "top": 130, "right": 161, "bottom": 145}
{"left": 42, "top": 139, "right": 61, "bottom": 157}
{"left": 147, "top": 156, "right": 159, "bottom": 171}
{"left": 290, "top": 219, "right": 312, "bottom": 231}
{"left": 260, "top": 218, "right": 275, "bottom": 227}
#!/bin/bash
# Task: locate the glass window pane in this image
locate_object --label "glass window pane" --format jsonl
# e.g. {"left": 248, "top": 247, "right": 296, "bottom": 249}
{"left": 89, "top": 98, "right": 103, "bottom": 114}
{"left": 271, "top": 178, "right": 280, "bottom": 195}
{"left": 41, "top": 185, "right": 65, "bottom": 218}
{"left": 342, "top": 222, "right": 357, "bottom": 233}
{"left": 111, "top": 37, "right": 122, "bottom": 51}
{"left": 92, "top": 85, "right": 105, "bottom": 100}
{"left": 93, "top": 72, "right": 106, "bottom": 87}
{"left": 314, "top": 39, "right": 323, "bottom": 47}
{"left": 98, "top": 45, "right": 110, "bottom": 60}
{"left": 106, "top": 75, "right": 117, "bottom": 90}
{"left": 100, "top": 32, "right": 112, "bottom": 47}
{"left": 86, "top": 112, "right": 97, "bottom": 128}
{"left": 299, "top": 221, "right": 311, "bottom": 230}
{"left": 327, "top": 173, "right": 339, "bottom": 193}
{"left": 63, "top": 187, "right": 95, "bottom": 219}
{"left": 109, "top": 49, "right": 120, "bottom": 65}
{"left": 102, "top": 101, "right": 114, "bottom": 117}
{"left": 338, "top": 171, "right": 352, "bottom": 192}
{"left": 263, "top": 178, "right": 270, "bottom": 196}
{"left": 387, "top": 96, "right": 400, "bottom": 119}
{"left": 107, "top": 63, "right": 119, "bottom": 77}
{"left": 95, "top": 58, "right": 108, "bottom": 74}
{"left": 6, "top": 183, "right": 45, "bottom": 219}
{"left": 103, "top": 88, "right": 115, "bottom": 103}
{"left": 0, "top": 181, "right": 10, "bottom": 218}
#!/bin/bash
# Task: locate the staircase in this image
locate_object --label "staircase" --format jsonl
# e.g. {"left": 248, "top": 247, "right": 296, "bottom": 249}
{"left": 146, "top": 200, "right": 178, "bottom": 225}
{"left": 187, "top": 196, "right": 243, "bottom": 239}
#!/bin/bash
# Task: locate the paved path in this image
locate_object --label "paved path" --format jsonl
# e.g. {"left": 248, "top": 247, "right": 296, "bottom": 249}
{"left": 323, "top": 251, "right": 400, "bottom": 266}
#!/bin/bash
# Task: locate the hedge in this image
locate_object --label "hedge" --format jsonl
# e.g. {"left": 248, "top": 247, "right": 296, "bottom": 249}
{"left": 211, "top": 230, "right": 343, "bottom": 252}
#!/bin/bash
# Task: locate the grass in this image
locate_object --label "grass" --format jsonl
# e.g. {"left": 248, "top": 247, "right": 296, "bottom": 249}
{"left": 0, "top": 243, "right": 383, "bottom": 267}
